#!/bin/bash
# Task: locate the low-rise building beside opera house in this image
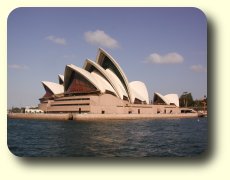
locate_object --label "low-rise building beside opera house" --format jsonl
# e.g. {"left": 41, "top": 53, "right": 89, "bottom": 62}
{"left": 38, "top": 48, "right": 194, "bottom": 116}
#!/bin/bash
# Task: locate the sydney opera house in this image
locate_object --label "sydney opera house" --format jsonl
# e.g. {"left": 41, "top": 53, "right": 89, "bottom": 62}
{"left": 39, "top": 48, "right": 183, "bottom": 115}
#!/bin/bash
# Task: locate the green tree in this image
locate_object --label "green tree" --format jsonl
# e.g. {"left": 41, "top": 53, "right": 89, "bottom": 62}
{"left": 11, "top": 107, "right": 22, "bottom": 113}
{"left": 179, "top": 92, "right": 194, "bottom": 107}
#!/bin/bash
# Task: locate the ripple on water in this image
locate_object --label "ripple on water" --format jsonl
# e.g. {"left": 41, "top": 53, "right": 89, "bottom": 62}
{"left": 7, "top": 118, "right": 208, "bottom": 157}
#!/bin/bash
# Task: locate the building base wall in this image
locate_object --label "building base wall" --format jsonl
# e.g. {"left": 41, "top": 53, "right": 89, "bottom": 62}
{"left": 38, "top": 93, "right": 191, "bottom": 115}
{"left": 8, "top": 112, "right": 198, "bottom": 121}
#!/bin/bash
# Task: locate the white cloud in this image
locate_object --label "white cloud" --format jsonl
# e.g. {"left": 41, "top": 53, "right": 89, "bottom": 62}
{"left": 190, "top": 64, "right": 207, "bottom": 73}
{"left": 146, "top": 52, "right": 184, "bottom": 64}
{"left": 8, "top": 64, "right": 29, "bottom": 70}
{"left": 46, "top": 35, "right": 67, "bottom": 45}
{"left": 84, "top": 30, "right": 119, "bottom": 49}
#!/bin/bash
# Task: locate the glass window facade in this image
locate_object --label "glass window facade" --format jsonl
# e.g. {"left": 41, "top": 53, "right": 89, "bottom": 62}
{"left": 43, "top": 85, "right": 54, "bottom": 98}
{"left": 153, "top": 95, "right": 167, "bottom": 105}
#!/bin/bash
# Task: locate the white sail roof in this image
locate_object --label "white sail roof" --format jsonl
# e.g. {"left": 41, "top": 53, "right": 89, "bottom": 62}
{"left": 90, "top": 71, "right": 117, "bottom": 95}
{"left": 41, "top": 48, "right": 152, "bottom": 104}
{"left": 58, "top": 74, "right": 64, "bottom": 84}
{"left": 64, "top": 64, "right": 102, "bottom": 92}
{"left": 154, "top": 92, "right": 169, "bottom": 104}
{"left": 129, "top": 81, "right": 149, "bottom": 104}
{"left": 42, "top": 81, "right": 64, "bottom": 95}
{"left": 154, "top": 92, "right": 179, "bottom": 107}
{"left": 165, "top": 94, "right": 179, "bottom": 107}
{"left": 96, "top": 48, "right": 132, "bottom": 102}
{"left": 105, "top": 68, "right": 128, "bottom": 99}
{"left": 83, "top": 59, "right": 120, "bottom": 97}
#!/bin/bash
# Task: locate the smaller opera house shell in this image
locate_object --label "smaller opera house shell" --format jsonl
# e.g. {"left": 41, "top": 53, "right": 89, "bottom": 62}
{"left": 39, "top": 48, "right": 180, "bottom": 114}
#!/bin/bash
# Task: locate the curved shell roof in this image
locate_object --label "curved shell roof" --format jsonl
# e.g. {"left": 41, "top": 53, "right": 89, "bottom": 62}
{"left": 41, "top": 48, "right": 151, "bottom": 104}
{"left": 83, "top": 59, "right": 123, "bottom": 98}
{"left": 90, "top": 71, "right": 117, "bottom": 95}
{"left": 42, "top": 81, "right": 64, "bottom": 95}
{"left": 64, "top": 64, "right": 101, "bottom": 92}
{"left": 164, "top": 94, "right": 179, "bottom": 107}
{"left": 154, "top": 92, "right": 169, "bottom": 105}
{"left": 129, "top": 81, "right": 149, "bottom": 104}
{"left": 96, "top": 48, "right": 132, "bottom": 102}
{"left": 105, "top": 68, "right": 128, "bottom": 99}
{"left": 154, "top": 92, "right": 179, "bottom": 107}
{"left": 58, "top": 74, "right": 64, "bottom": 84}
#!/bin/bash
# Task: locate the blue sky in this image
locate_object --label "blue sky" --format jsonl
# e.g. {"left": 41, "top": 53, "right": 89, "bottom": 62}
{"left": 7, "top": 7, "right": 207, "bottom": 108}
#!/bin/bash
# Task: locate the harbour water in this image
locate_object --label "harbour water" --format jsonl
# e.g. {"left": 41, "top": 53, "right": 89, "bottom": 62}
{"left": 7, "top": 117, "right": 208, "bottom": 157}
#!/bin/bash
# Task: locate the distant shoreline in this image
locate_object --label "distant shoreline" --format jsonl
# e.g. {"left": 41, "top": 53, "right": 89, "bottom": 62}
{"left": 7, "top": 112, "right": 198, "bottom": 121}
